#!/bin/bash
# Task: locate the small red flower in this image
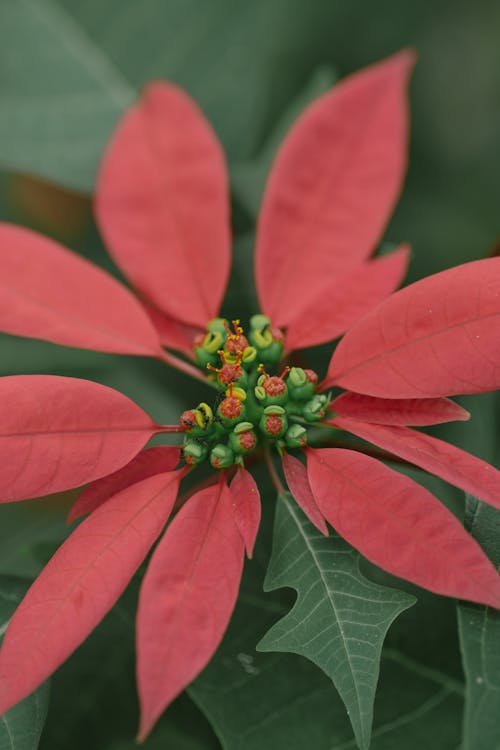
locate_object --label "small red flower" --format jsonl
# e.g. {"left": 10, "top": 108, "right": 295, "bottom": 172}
{"left": 0, "top": 49, "right": 500, "bottom": 741}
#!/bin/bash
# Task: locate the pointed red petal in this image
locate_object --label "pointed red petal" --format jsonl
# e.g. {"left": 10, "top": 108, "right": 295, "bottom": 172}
{"left": 282, "top": 452, "right": 328, "bottom": 535}
{"left": 68, "top": 446, "right": 181, "bottom": 524}
{"left": 306, "top": 448, "right": 500, "bottom": 607}
{"left": 228, "top": 467, "right": 261, "bottom": 558}
{"left": 330, "top": 392, "right": 470, "bottom": 426}
{"left": 325, "top": 257, "right": 500, "bottom": 397}
{"left": 143, "top": 304, "right": 199, "bottom": 358}
{"left": 96, "top": 82, "right": 231, "bottom": 328}
{"left": 0, "top": 223, "right": 163, "bottom": 357}
{"left": 329, "top": 417, "right": 500, "bottom": 512}
{"left": 284, "top": 246, "right": 409, "bottom": 351}
{"left": 137, "top": 480, "right": 244, "bottom": 740}
{"left": 0, "top": 375, "right": 160, "bottom": 502}
{"left": 255, "top": 51, "right": 414, "bottom": 324}
{"left": 0, "top": 470, "right": 182, "bottom": 716}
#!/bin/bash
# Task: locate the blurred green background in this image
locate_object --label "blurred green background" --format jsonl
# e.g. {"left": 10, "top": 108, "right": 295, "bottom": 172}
{"left": 0, "top": 1, "right": 499, "bottom": 748}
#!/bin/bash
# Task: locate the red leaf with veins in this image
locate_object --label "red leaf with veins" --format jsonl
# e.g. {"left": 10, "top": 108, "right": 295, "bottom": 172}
{"left": 68, "top": 446, "right": 180, "bottom": 524}
{"left": 96, "top": 82, "right": 231, "bottom": 328}
{"left": 255, "top": 50, "right": 414, "bottom": 324}
{"left": 282, "top": 452, "right": 328, "bottom": 535}
{"left": 330, "top": 392, "right": 469, "bottom": 426}
{"left": 0, "top": 223, "right": 163, "bottom": 357}
{"left": 0, "top": 376, "right": 160, "bottom": 502}
{"left": 329, "top": 417, "right": 500, "bottom": 511}
{"left": 0, "top": 470, "right": 182, "bottom": 716}
{"left": 325, "top": 257, "right": 500, "bottom": 397}
{"left": 306, "top": 448, "right": 500, "bottom": 607}
{"left": 284, "top": 246, "right": 409, "bottom": 351}
{"left": 229, "top": 467, "right": 261, "bottom": 558}
{"left": 137, "top": 480, "right": 244, "bottom": 740}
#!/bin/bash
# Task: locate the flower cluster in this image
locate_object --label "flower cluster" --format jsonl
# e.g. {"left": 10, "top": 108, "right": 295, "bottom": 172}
{"left": 181, "top": 315, "right": 328, "bottom": 468}
{"left": 0, "top": 49, "right": 499, "bottom": 742}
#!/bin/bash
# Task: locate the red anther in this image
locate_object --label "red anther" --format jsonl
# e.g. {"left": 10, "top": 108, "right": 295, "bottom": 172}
{"left": 179, "top": 409, "right": 196, "bottom": 431}
{"left": 224, "top": 319, "right": 249, "bottom": 356}
{"left": 279, "top": 366, "right": 291, "bottom": 380}
{"left": 265, "top": 415, "right": 284, "bottom": 436}
{"left": 219, "top": 396, "right": 243, "bottom": 420}
{"left": 304, "top": 369, "right": 319, "bottom": 384}
{"left": 239, "top": 430, "right": 257, "bottom": 451}
{"left": 207, "top": 350, "right": 244, "bottom": 385}
{"left": 263, "top": 376, "right": 286, "bottom": 397}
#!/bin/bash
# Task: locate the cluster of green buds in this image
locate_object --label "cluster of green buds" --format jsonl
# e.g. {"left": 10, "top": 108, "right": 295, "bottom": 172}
{"left": 181, "top": 316, "right": 330, "bottom": 469}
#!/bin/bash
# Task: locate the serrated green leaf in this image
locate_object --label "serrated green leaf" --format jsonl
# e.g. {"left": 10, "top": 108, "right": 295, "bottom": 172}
{"left": 458, "top": 494, "right": 500, "bottom": 750}
{"left": 0, "top": 0, "right": 327, "bottom": 192}
{"left": 190, "top": 492, "right": 463, "bottom": 750}
{"left": 232, "top": 66, "right": 338, "bottom": 217}
{"left": 0, "top": 576, "right": 50, "bottom": 750}
{"left": 257, "top": 494, "right": 415, "bottom": 750}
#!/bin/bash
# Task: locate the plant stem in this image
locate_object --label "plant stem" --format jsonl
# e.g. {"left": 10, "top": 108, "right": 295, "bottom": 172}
{"left": 157, "top": 424, "right": 184, "bottom": 434}
{"left": 263, "top": 447, "right": 286, "bottom": 495}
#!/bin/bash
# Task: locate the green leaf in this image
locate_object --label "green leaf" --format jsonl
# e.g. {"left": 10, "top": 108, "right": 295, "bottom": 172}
{"left": 0, "top": 0, "right": 327, "bottom": 192}
{"left": 190, "top": 491, "right": 463, "bottom": 750}
{"left": 0, "top": 576, "right": 50, "bottom": 750}
{"left": 257, "top": 494, "right": 415, "bottom": 750}
{"left": 232, "top": 66, "right": 338, "bottom": 218}
{"left": 458, "top": 494, "right": 500, "bottom": 750}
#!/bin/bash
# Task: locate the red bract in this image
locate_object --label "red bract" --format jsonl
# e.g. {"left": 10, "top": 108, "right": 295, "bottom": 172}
{"left": 1, "top": 49, "right": 500, "bottom": 739}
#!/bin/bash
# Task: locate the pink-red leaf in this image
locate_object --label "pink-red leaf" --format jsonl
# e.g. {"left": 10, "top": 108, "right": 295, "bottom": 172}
{"left": 137, "top": 480, "right": 244, "bottom": 740}
{"left": 0, "top": 375, "right": 160, "bottom": 502}
{"left": 0, "top": 223, "right": 163, "bottom": 357}
{"left": 144, "top": 304, "right": 199, "bottom": 358}
{"left": 0, "top": 470, "right": 182, "bottom": 716}
{"left": 325, "top": 257, "right": 500, "bottom": 397}
{"left": 329, "top": 416, "right": 500, "bottom": 512}
{"left": 306, "top": 448, "right": 500, "bottom": 606}
{"left": 68, "top": 446, "right": 180, "bottom": 524}
{"left": 255, "top": 51, "right": 414, "bottom": 324}
{"left": 284, "top": 246, "right": 409, "bottom": 351}
{"left": 282, "top": 452, "right": 328, "bottom": 535}
{"left": 228, "top": 467, "right": 261, "bottom": 558}
{"left": 96, "top": 82, "right": 231, "bottom": 328}
{"left": 330, "top": 392, "right": 470, "bottom": 426}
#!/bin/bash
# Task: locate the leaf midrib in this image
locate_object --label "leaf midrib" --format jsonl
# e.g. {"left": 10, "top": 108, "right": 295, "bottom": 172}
{"left": 283, "top": 495, "right": 367, "bottom": 745}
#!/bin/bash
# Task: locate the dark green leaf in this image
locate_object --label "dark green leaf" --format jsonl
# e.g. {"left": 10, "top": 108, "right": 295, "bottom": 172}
{"left": 0, "top": 576, "right": 50, "bottom": 750}
{"left": 232, "top": 66, "right": 338, "bottom": 218}
{"left": 0, "top": 0, "right": 329, "bottom": 192}
{"left": 458, "top": 494, "right": 500, "bottom": 750}
{"left": 190, "top": 493, "right": 463, "bottom": 750}
{"left": 257, "top": 494, "right": 415, "bottom": 750}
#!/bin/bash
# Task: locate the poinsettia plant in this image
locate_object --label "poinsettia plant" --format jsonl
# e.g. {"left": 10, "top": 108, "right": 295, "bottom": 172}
{"left": 0, "top": 49, "right": 499, "bottom": 748}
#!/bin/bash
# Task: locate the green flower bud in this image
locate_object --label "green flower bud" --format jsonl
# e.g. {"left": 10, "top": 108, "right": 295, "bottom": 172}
{"left": 217, "top": 394, "right": 246, "bottom": 428}
{"left": 210, "top": 443, "right": 235, "bottom": 469}
{"left": 207, "top": 318, "right": 229, "bottom": 337}
{"left": 229, "top": 421, "right": 258, "bottom": 455}
{"left": 254, "top": 385, "right": 266, "bottom": 402}
{"left": 260, "top": 405, "right": 288, "bottom": 439}
{"left": 248, "top": 315, "right": 284, "bottom": 365}
{"left": 284, "top": 423, "right": 308, "bottom": 449}
{"left": 302, "top": 394, "right": 328, "bottom": 423}
{"left": 241, "top": 346, "right": 257, "bottom": 367}
{"left": 183, "top": 439, "right": 209, "bottom": 466}
{"left": 288, "top": 367, "right": 316, "bottom": 400}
